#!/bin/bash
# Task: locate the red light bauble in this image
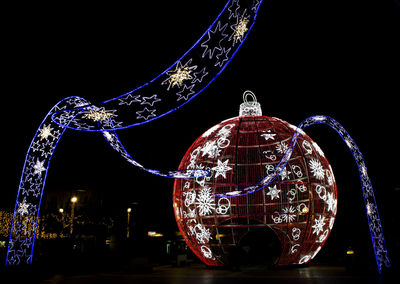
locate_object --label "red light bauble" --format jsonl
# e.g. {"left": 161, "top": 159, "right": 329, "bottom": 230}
{"left": 173, "top": 93, "right": 338, "bottom": 267}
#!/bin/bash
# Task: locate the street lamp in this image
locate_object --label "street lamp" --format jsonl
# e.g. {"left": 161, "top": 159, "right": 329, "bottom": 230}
{"left": 127, "top": 208, "right": 132, "bottom": 239}
{"left": 70, "top": 196, "right": 78, "bottom": 235}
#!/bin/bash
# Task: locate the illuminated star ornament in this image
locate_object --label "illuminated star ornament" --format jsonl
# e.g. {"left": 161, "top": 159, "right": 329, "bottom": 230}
{"left": 83, "top": 107, "right": 116, "bottom": 122}
{"left": 231, "top": 14, "right": 249, "bottom": 43}
{"left": 212, "top": 159, "right": 232, "bottom": 179}
{"left": 266, "top": 185, "right": 281, "bottom": 200}
{"left": 39, "top": 125, "right": 53, "bottom": 140}
{"left": 162, "top": 60, "right": 197, "bottom": 90}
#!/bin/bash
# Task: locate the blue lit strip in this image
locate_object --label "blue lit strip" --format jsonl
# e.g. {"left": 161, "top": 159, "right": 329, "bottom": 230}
{"left": 217, "top": 115, "right": 391, "bottom": 274}
{"left": 50, "top": 0, "right": 263, "bottom": 131}
{"left": 6, "top": 97, "right": 83, "bottom": 265}
{"left": 6, "top": 0, "right": 262, "bottom": 265}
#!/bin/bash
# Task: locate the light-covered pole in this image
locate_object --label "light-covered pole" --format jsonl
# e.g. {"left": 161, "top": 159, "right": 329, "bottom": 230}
{"left": 127, "top": 208, "right": 132, "bottom": 239}
{"left": 70, "top": 196, "right": 77, "bottom": 235}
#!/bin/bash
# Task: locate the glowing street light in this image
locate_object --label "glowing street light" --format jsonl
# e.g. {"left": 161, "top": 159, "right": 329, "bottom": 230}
{"left": 127, "top": 208, "right": 132, "bottom": 239}
{"left": 70, "top": 196, "right": 78, "bottom": 235}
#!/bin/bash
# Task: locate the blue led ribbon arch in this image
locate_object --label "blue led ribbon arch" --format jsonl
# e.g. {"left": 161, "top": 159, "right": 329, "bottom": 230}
{"left": 51, "top": 0, "right": 263, "bottom": 132}
{"left": 217, "top": 115, "right": 391, "bottom": 274}
{"left": 6, "top": 0, "right": 263, "bottom": 266}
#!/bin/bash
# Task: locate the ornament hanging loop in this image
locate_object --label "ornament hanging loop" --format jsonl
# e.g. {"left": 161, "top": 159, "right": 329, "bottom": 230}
{"left": 243, "top": 90, "right": 257, "bottom": 103}
{"left": 239, "top": 90, "right": 262, "bottom": 116}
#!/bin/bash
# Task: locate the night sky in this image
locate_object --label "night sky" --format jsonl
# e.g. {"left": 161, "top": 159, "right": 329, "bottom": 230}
{"left": 3, "top": 0, "right": 399, "bottom": 265}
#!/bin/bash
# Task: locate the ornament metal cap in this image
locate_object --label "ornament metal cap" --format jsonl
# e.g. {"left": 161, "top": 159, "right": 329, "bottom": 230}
{"left": 239, "top": 90, "right": 262, "bottom": 116}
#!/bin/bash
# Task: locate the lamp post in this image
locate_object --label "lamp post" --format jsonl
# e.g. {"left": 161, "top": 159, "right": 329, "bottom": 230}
{"left": 127, "top": 208, "right": 132, "bottom": 239}
{"left": 70, "top": 196, "right": 77, "bottom": 235}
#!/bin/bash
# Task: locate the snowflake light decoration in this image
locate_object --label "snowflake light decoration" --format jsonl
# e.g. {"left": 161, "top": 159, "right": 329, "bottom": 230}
{"left": 309, "top": 158, "right": 325, "bottom": 180}
{"left": 195, "top": 187, "right": 215, "bottom": 216}
{"left": 312, "top": 215, "right": 326, "bottom": 236}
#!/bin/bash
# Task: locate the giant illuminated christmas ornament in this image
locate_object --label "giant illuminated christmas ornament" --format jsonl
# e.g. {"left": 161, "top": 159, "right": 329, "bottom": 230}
{"left": 5, "top": 0, "right": 390, "bottom": 274}
{"left": 173, "top": 91, "right": 390, "bottom": 271}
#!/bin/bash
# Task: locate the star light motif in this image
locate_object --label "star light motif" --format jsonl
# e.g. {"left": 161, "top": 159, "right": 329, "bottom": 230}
{"left": 279, "top": 167, "right": 291, "bottom": 180}
{"left": 163, "top": 60, "right": 197, "bottom": 90}
{"left": 231, "top": 16, "right": 249, "bottom": 43}
{"left": 212, "top": 159, "right": 232, "bottom": 179}
{"left": 192, "top": 67, "right": 208, "bottom": 84}
{"left": 261, "top": 130, "right": 276, "bottom": 141}
{"left": 176, "top": 84, "right": 196, "bottom": 101}
{"left": 83, "top": 107, "right": 116, "bottom": 122}
{"left": 38, "top": 125, "right": 53, "bottom": 140}
{"left": 136, "top": 107, "right": 156, "bottom": 121}
{"left": 200, "top": 140, "right": 219, "bottom": 158}
{"left": 33, "top": 159, "right": 46, "bottom": 176}
{"left": 266, "top": 184, "right": 281, "bottom": 200}
{"left": 366, "top": 202, "right": 375, "bottom": 216}
{"left": 141, "top": 94, "right": 161, "bottom": 106}
{"left": 118, "top": 94, "right": 141, "bottom": 106}
{"left": 228, "top": 0, "right": 240, "bottom": 19}
{"left": 201, "top": 21, "right": 228, "bottom": 59}
{"left": 215, "top": 47, "right": 231, "bottom": 67}
{"left": 17, "top": 199, "right": 30, "bottom": 216}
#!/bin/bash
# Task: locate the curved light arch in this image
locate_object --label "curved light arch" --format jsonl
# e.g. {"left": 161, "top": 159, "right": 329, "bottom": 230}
{"left": 6, "top": 0, "right": 263, "bottom": 266}
{"left": 51, "top": 0, "right": 263, "bottom": 132}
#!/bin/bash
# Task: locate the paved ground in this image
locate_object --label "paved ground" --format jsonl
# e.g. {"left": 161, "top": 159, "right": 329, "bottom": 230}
{"left": 38, "top": 263, "right": 394, "bottom": 284}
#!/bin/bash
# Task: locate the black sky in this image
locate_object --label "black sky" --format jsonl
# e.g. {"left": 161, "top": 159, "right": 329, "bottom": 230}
{"left": 2, "top": 0, "right": 400, "bottom": 265}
